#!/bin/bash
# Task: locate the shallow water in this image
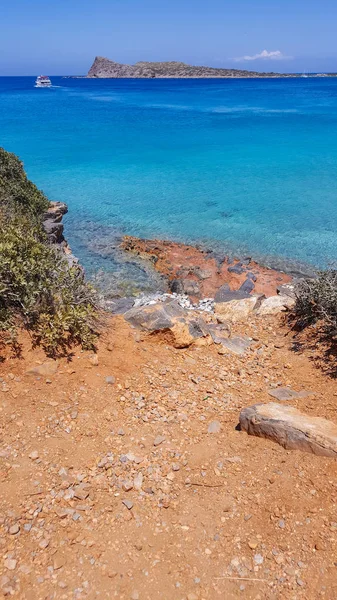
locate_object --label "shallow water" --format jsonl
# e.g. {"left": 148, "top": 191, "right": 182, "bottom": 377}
{"left": 1, "top": 76, "right": 337, "bottom": 292}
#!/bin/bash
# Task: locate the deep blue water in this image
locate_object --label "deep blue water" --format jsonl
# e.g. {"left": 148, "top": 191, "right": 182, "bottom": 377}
{"left": 1, "top": 76, "right": 337, "bottom": 292}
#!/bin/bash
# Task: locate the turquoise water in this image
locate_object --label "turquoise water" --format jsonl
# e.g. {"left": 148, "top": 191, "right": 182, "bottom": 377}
{"left": 1, "top": 76, "right": 337, "bottom": 291}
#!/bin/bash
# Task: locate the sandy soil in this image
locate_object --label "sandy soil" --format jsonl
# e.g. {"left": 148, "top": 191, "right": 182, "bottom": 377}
{"left": 0, "top": 312, "right": 337, "bottom": 600}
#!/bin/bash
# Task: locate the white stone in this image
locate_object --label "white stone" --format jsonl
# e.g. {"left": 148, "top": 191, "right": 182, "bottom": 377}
{"left": 257, "top": 295, "right": 295, "bottom": 315}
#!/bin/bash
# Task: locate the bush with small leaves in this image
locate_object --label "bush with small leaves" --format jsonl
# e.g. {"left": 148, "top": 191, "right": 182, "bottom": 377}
{"left": 0, "top": 148, "right": 100, "bottom": 356}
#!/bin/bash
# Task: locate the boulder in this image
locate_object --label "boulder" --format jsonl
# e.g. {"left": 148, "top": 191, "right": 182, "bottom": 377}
{"left": 124, "top": 300, "right": 185, "bottom": 331}
{"left": 256, "top": 295, "right": 295, "bottom": 315}
{"left": 214, "top": 284, "right": 249, "bottom": 303}
{"left": 215, "top": 296, "right": 263, "bottom": 324}
{"left": 170, "top": 318, "right": 211, "bottom": 349}
{"left": 240, "top": 403, "right": 337, "bottom": 458}
{"left": 124, "top": 300, "right": 211, "bottom": 348}
{"left": 104, "top": 297, "right": 135, "bottom": 314}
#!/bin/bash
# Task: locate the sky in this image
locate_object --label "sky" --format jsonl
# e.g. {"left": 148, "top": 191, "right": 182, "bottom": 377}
{"left": 1, "top": 0, "right": 337, "bottom": 75}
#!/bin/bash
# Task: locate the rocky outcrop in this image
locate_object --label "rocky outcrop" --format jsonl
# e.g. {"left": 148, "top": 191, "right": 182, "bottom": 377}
{"left": 43, "top": 201, "right": 67, "bottom": 244}
{"left": 87, "top": 56, "right": 295, "bottom": 79}
{"left": 121, "top": 236, "right": 292, "bottom": 302}
{"left": 240, "top": 403, "right": 337, "bottom": 458}
{"left": 43, "top": 201, "right": 78, "bottom": 267}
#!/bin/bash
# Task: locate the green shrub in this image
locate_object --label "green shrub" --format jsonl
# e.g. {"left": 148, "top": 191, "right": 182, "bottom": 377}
{"left": 0, "top": 148, "right": 100, "bottom": 356}
{"left": 0, "top": 148, "right": 49, "bottom": 217}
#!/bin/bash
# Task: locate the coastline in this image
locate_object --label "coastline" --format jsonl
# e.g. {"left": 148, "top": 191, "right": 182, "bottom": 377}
{"left": 56, "top": 204, "right": 312, "bottom": 306}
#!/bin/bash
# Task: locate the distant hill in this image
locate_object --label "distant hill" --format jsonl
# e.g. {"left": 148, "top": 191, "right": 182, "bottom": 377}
{"left": 87, "top": 56, "right": 297, "bottom": 79}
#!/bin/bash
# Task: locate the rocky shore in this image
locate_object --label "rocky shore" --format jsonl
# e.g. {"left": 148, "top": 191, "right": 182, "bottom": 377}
{"left": 118, "top": 234, "right": 294, "bottom": 307}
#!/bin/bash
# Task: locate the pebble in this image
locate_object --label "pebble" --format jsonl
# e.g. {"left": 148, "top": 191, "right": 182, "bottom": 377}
{"left": 254, "top": 554, "right": 264, "bottom": 565}
{"left": 208, "top": 420, "right": 221, "bottom": 434}
{"left": 122, "top": 480, "right": 134, "bottom": 492}
{"left": 88, "top": 354, "right": 99, "bottom": 366}
{"left": 153, "top": 435, "right": 166, "bottom": 447}
{"left": 4, "top": 559, "right": 17, "bottom": 570}
{"left": 29, "top": 450, "right": 39, "bottom": 460}
{"left": 9, "top": 524, "right": 20, "bottom": 535}
{"left": 106, "top": 376, "right": 115, "bottom": 385}
{"left": 122, "top": 499, "right": 134, "bottom": 510}
{"left": 134, "top": 473, "right": 143, "bottom": 490}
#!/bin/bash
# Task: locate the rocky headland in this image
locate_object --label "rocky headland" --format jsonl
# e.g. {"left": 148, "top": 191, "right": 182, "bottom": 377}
{"left": 87, "top": 56, "right": 298, "bottom": 79}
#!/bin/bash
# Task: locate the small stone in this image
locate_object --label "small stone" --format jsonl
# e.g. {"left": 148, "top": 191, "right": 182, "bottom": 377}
{"left": 122, "top": 499, "right": 133, "bottom": 510}
{"left": 208, "top": 420, "right": 221, "bottom": 434}
{"left": 4, "top": 559, "right": 17, "bottom": 570}
{"left": 29, "top": 450, "right": 39, "bottom": 460}
{"left": 222, "top": 498, "right": 233, "bottom": 512}
{"left": 9, "top": 523, "right": 20, "bottom": 535}
{"left": 131, "top": 591, "right": 139, "bottom": 600}
{"left": 133, "top": 473, "right": 143, "bottom": 490}
{"left": 254, "top": 554, "right": 264, "bottom": 565}
{"left": 248, "top": 538, "right": 258, "bottom": 550}
{"left": 73, "top": 485, "right": 90, "bottom": 500}
{"left": 88, "top": 354, "right": 99, "bottom": 366}
{"left": 278, "top": 519, "right": 286, "bottom": 529}
{"left": 122, "top": 480, "right": 133, "bottom": 492}
{"left": 53, "top": 554, "right": 65, "bottom": 570}
{"left": 39, "top": 539, "right": 50, "bottom": 549}
{"left": 106, "top": 376, "right": 115, "bottom": 385}
{"left": 72, "top": 513, "right": 81, "bottom": 521}
{"left": 187, "top": 594, "right": 198, "bottom": 600}
{"left": 153, "top": 435, "right": 165, "bottom": 447}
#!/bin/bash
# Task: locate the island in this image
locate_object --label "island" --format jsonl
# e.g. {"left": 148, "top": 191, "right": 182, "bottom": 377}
{"left": 87, "top": 56, "right": 299, "bottom": 78}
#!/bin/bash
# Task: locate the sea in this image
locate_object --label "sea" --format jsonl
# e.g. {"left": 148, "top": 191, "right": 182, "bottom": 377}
{"left": 1, "top": 76, "right": 337, "bottom": 295}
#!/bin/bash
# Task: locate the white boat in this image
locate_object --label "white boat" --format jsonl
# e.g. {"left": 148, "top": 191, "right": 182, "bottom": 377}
{"left": 35, "top": 75, "right": 52, "bottom": 88}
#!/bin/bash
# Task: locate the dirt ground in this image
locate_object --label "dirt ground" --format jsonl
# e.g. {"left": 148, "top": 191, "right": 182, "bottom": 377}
{"left": 1, "top": 312, "right": 337, "bottom": 600}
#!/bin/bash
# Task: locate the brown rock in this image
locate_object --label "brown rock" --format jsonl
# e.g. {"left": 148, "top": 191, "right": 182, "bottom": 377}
{"left": 26, "top": 361, "right": 59, "bottom": 377}
{"left": 240, "top": 403, "right": 337, "bottom": 458}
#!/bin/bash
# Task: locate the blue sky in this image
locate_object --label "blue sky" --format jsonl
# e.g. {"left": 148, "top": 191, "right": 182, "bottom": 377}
{"left": 1, "top": 0, "right": 337, "bottom": 74}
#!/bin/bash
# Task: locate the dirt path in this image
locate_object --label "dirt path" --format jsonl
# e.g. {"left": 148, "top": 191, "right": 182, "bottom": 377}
{"left": 0, "top": 314, "right": 337, "bottom": 599}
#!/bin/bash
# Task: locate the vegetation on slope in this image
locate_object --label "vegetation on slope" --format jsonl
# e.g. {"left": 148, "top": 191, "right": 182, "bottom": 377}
{"left": 0, "top": 148, "right": 99, "bottom": 356}
{"left": 292, "top": 270, "right": 337, "bottom": 372}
